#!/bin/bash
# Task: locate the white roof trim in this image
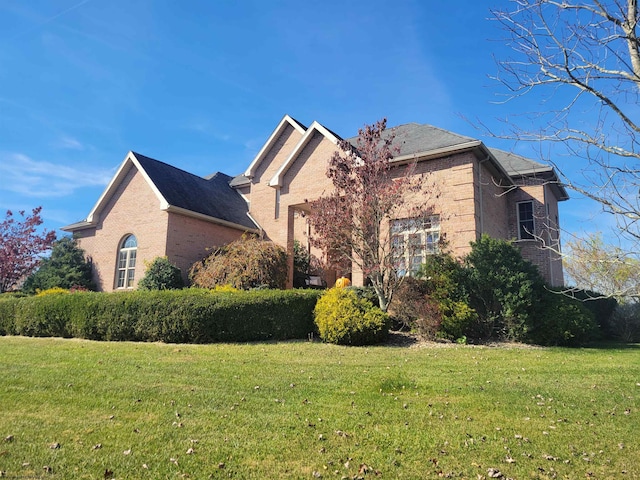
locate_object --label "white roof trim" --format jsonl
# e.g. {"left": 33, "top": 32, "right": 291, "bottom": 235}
{"left": 268, "top": 121, "right": 340, "bottom": 188}
{"left": 244, "top": 114, "right": 306, "bottom": 178}
{"left": 84, "top": 151, "right": 169, "bottom": 224}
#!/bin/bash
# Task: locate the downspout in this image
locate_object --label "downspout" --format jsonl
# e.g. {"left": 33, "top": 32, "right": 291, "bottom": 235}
{"left": 544, "top": 184, "right": 553, "bottom": 284}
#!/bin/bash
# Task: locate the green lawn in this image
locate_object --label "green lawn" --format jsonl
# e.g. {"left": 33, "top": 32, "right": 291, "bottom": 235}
{"left": 0, "top": 336, "right": 638, "bottom": 479}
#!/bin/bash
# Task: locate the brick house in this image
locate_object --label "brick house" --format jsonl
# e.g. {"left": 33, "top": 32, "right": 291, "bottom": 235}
{"left": 62, "top": 115, "right": 568, "bottom": 291}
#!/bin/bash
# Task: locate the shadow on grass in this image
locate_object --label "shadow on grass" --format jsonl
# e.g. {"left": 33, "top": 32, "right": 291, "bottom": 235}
{"left": 583, "top": 341, "right": 640, "bottom": 350}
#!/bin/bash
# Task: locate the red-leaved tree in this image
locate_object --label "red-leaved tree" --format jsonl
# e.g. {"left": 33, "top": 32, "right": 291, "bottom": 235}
{"left": 0, "top": 207, "right": 56, "bottom": 293}
{"left": 307, "top": 119, "right": 437, "bottom": 312}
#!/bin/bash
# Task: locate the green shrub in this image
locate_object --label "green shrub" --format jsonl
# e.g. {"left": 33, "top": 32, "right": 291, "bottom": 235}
{"left": 463, "top": 235, "right": 547, "bottom": 341}
{"left": 138, "top": 257, "right": 184, "bottom": 290}
{"left": 0, "top": 297, "right": 18, "bottom": 335}
{"left": 526, "top": 293, "right": 598, "bottom": 346}
{"left": 565, "top": 289, "right": 617, "bottom": 339}
{"left": 314, "top": 288, "right": 390, "bottom": 345}
{"left": 345, "top": 285, "right": 380, "bottom": 307}
{"left": 190, "top": 236, "right": 287, "bottom": 290}
{"left": 438, "top": 301, "right": 478, "bottom": 341}
{"left": 22, "top": 237, "right": 94, "bottom": 294}
{"left": 1, "top": 289, "right": 321, "bottom": 344}
{"left": 608, "top": 302, "right": 640, "bottom": 342}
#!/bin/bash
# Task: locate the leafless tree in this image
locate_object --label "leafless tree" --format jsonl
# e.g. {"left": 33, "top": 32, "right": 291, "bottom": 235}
{"left": 491, "top": 0, "right": 640, "bottom": 246}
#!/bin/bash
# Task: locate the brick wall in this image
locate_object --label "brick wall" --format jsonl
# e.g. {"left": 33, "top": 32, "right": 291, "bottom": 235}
{"left": 75, "top": 166, "right": 169, "bottom": 291}
{"left": 506, "top": 177, "right": 564, "bottom": 286}
{"left": 165, "top": 214, "right": 245, "bottom": 283}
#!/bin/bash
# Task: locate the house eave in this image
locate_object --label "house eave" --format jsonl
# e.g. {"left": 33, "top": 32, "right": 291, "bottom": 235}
{"left": 60, "top": 220, "right": 95, "bottom": 232}
{"left": 165, "top": 205, "right": 260, "bottom": 234}
{"left": 391, "top": 140, "right": 516, "bottom": 188}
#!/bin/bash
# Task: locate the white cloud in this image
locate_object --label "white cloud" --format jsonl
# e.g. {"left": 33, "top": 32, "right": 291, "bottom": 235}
{"left": 53, "top": 136, "right": 84, "bottom": 150}
{"left": 0, "top": 153, "right": 112, "bottom": 198}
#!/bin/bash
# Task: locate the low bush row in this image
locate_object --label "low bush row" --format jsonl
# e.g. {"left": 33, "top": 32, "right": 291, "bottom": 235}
{"left": 0, "top": 289, "right": 320, "bottom": 343}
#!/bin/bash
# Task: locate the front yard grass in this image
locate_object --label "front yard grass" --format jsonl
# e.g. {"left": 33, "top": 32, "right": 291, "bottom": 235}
{"left": 0, "top": 336, "right": 638, "bottom": 479}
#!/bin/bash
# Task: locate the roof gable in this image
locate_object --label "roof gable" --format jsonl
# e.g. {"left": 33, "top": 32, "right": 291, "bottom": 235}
{"left": 268, "top": 121, "right": 341, "bottom": 188}
{"left": 64, "top": 151, "right": 258, "bottom": 232}
{"left": 244, "top": 114, "right": 306, "bottom": 179}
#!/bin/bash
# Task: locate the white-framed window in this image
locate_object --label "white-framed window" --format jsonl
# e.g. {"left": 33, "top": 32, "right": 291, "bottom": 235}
{"left": 391, "top": 215, "right": 440, "bottom": 276}
{"left": 517, "top": 201, "right": 535, "bottom": 240}
{"left": 116, "top": 234, "right": 137, "bottom": 289}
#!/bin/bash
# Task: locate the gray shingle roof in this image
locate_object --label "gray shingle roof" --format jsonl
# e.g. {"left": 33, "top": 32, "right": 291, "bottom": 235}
{"left": 347, "top": 123, "right": 477, "bottom": 157}
{"left": 488, "top": 148, "right": 551, "bottom": 176}
{"left": 132, "top": 152, "right": 257, "bottom": 230}
{"left": 348, "top": 123, "right": 557, "bottom": 176}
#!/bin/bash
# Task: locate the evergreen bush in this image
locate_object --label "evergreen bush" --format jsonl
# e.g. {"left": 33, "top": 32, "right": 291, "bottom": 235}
{"left": 22, "top": 237, "right": 94, "bottom": 294}
{"left": 0, "top": 289, "right": 320, "bottom": 343}
{"left": 526, "top": 293, "right": 598, "bottom": 346}
{"left": 138, "top": 257, "right": 184, "bottom": 290}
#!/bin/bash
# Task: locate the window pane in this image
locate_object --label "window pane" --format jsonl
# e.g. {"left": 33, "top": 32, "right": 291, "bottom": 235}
{"left": 117, "top": 270, "right": 125, "bottom": 288}
{"left": 128, "top": 251, "right": 137, "bottom": 268}
{"left": 118, "top": 252, "right": 127, "bottom": 269}
{"left": 518, "top": 202, "right": 534, "bottom": 239}
{"left": 126, "top": 269, "right": 135, "bottom": 288}
{"left": 123, "top": 235, "right": 137, "bottom": 248}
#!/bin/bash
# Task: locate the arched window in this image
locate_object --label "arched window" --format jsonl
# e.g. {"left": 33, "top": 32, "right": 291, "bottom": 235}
{"left": 116, "top": 234, "right": 137, "bottom": 288}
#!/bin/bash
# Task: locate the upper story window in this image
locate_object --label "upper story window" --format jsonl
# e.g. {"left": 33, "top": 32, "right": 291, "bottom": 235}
{"left": 116, "top": 234, "right": 137, "bottom": 288}
{"left": 391, "top": 215, "right": 440, "bottom": 276}
{"left": 517, "top": 201, "right": 535, "bottom": 240}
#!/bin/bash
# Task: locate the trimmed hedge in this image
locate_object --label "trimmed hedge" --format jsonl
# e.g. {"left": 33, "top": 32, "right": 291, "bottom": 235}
{"left": 0, "top": 289, "right": 321, "bottom": 343}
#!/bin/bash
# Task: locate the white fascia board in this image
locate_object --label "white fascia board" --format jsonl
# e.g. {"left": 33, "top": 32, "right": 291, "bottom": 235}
{"left": 165, "top": 205, "right": 261, "bottom": 234}
{"left": 129, "top": 152, "right": 170, "bottom": 209}
{"left": 85, "top": 152, "right": 134, "bottom": 223}
{"left": 244, "top": 114, "right": 307, "bottom": 178}
{"left": 391, "top": 141, "right": 515, "bottom": 187}
{"left": 389, "top": 141, "right": 483, "bottom": 165}
{"left": 268, "top": 121, "right": 339, "bottom": 188}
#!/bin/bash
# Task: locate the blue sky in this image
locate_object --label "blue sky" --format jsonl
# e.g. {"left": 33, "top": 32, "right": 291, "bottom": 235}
{"left": 0, "top": 0, "right": 602, "bottom": 241}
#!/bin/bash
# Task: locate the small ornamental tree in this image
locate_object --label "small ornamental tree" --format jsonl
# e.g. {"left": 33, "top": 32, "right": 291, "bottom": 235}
{"left": 190, "top": 236, "right": 288, "bottom": 290}
{"left": 0, "top": 207, "right": 56, "bottom": 293}
{"left": 307, "top": 119, "right": 437, "bottom": 312}
{"left": 22, "top": 236, "right": 94, "bottom": 294}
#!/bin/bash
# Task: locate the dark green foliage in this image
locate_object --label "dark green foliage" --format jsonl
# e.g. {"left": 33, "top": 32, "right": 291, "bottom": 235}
{"left": 526, "top": 293, "right": 598, "bottom": 346}
{"left": 463, "top": 235, "right": 546, "bottom": 341}
{"left": 293, "top": 240, "right": 311, "bottom": 288}
{"left": 608, "top": 303, "right": 640, "bottom": 342}
{"left": 410, "top": 236, "right": 599, "bottom": 346}
{"left": 345, "top": 285, "right": 380, "bottom": 307}
{"left": 565, "top": 289, "right": 618, "bottom": 339}
{"left": 314, "top": 288, "right": 390, "bottom": 345}
{"left": 138, "top": 257, "right": 184, "bottom": 290}
{"left": 0, "top": 297, "right": 18, "bottom": 335}
{"left": 22, "top": 237, "right": 94, "bottom": 294}
{"left": 0, "top": 289, "right": 320, "bottom": 343}
{"left": 190, "top": 236, "right": 288, "bottom": 290}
